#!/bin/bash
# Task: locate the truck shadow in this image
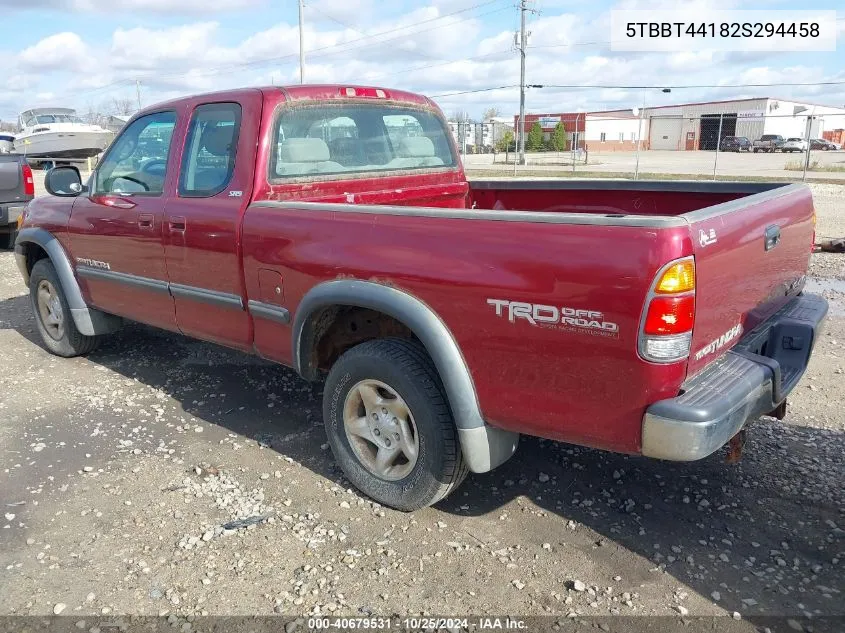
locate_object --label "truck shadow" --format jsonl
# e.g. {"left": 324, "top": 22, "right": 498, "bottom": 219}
{"left": 1, "top": 295, "right": 842, "bottom": 621}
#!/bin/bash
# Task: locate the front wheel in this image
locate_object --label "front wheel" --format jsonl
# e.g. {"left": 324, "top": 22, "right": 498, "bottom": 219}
{"left": 29, "top": 259, "right": 100, "bottom": 357}
{"left": 323, "top": 338, "right": 468, "bottom": 511}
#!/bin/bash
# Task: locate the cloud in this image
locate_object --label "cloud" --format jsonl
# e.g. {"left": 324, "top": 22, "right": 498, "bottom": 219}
{"left": 0, "top": 0, "right": 263, "bottom": 13}
{"left": 1, "top": 0, "right": 842, "bottom": 123}
{"left": 17, "top": 32, "right": 90, "bottom": 72}
{"left": 109, "top": 22, "right": 221, "bottom": 71}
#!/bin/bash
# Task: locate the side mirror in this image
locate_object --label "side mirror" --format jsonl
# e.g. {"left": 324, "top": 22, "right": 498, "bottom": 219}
{"left": 45, "top": 165, "right": 86, "bottom": 197}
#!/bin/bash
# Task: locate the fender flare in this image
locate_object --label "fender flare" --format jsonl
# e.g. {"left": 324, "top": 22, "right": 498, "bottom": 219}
{"left": 292, "top": 279, "right": 518, "bottom": 472}
{"left": 14, "top": 227, "right": 122, "bottom": 336}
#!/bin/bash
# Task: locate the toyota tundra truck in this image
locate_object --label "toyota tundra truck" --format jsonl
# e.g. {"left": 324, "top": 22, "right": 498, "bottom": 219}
{"left": 14, "top": 85, "right": 827, "bottom": 510}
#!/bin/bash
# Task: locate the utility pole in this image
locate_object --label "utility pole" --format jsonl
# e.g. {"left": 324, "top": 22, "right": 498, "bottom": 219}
{"left": 802, "top": 108, "right": 816, "bottom": 182}
{"left": 634, "top": 89, "right": 645, "bottom": 180}
{"left": 135, "top": 80, "right": 142, "bottom": 111}
{"left": 517, "top": 0, "right": 529, "bottom": 165}
{"left": 634, "top": 87, "right": 671, "bottom": 180}
{"left": 298, "top": 0, "right": 306, "bottom": 84}
{"left": 712, "top": 113, "right": 723, "bottom": 180}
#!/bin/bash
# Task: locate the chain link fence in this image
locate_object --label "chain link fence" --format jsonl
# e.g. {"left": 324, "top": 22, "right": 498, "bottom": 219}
{"left": 453, "top": 112, "right": 845, "bottom": 182}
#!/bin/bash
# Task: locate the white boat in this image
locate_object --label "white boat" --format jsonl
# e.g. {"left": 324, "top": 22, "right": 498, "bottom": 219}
{"left": 14, "top": 108, "right": 112, "bottom": 159}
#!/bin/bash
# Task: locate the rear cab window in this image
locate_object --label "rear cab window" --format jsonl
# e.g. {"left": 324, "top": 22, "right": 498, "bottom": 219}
{"left": 269, "top": 103, "right": 455, "bottom": 180}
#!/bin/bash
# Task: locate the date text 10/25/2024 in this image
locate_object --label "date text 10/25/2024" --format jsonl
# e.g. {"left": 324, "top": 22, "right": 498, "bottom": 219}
{"left": 307, "top": 617, "right": 527, "bottom": 630}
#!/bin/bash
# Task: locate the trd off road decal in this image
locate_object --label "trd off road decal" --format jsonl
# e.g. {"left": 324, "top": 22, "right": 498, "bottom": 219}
{"left": 487, "top": 299, "right": 619, "bottom": 338}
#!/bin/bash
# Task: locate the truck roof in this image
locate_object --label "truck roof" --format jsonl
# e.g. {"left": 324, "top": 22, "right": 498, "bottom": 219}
{"left": 137, "top": 84, "right": 433, "bottom": 116}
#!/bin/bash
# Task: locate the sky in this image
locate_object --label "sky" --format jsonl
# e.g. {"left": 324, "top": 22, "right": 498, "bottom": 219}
{"left": 1, "top": 0, "right": 844, "bottom": 124}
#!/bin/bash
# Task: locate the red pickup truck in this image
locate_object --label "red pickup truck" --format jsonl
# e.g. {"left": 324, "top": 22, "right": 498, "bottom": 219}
{"left": 15, "top": 85, "right": 828, "bottom": 510}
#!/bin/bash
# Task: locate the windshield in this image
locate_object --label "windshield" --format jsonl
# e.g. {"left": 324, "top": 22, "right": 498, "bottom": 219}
{"left": 270, "top": 103, "right": 455, "bottom": 179}
{"left": 31, "top": 114, "right": 84, "bottom": 125}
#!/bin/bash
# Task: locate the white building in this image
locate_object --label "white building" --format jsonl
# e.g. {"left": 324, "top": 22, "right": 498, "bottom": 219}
{"left": 584, "top": 111, "right": 642, "bottom": 152}
{"left": 447, "top": 121, "right": 474, "bottom": 152}
{"left": 581, "top": 98, "right": 845, "bottom": 151}
{"left": 478, "top": 116, "right": 513, "bottom": 149}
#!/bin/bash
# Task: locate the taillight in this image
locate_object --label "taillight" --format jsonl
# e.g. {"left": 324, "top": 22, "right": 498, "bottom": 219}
{"left": 639, "top": 256, "right": 695, "bottom": 363}
{"left": 339, "top": 87, "right": 388, "bottom": 99}
{"left": 644, "top": 296, "right": 695, "bottom": 334}
{"left": 22, "top": 163, "right": 35, "bottom": 196}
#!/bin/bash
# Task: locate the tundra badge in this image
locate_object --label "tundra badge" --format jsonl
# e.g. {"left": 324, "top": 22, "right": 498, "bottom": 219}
{"left": 76, "top": 258, "right": 111, "bottom": 270}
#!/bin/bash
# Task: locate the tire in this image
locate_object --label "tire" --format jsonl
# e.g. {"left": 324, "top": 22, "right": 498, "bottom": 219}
{"left": 323, "top": 337, "right": 468, "bottom": 511}
{"left": 29, "top": 258, "right": 100, "bottom": 357}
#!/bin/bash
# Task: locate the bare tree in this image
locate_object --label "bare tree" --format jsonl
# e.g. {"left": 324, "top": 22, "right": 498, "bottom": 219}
{"left": 81, "top": 101, "right": 103, "bottom": 126}
{"left": 0, "top": 121, "right": 17, "bottom": 133}
{"left": 109, "top": 97, "right": 136, "bottom": 116}
{"left": 482, "top": 107, "right": 500, "bottom": 121}
{"left": 450, "top": 109, "right": 470, "bottom": 123}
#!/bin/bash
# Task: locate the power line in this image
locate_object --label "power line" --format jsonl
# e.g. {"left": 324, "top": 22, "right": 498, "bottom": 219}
{"left": 148, "top": 0, "right": 509, "bottom": 81}
{"left": 432, "top": 79, "right": 845, "bottom": 97}
{"left": 432, "top": 85, "right": 518, "bottom": 97}
{"left": 531, "top": 80, "right": 845, "bottom": 89}
{"left": 305, "top": 2, "right": 441, "bottom": 61}
{"left": 365, "top": 49, "right": 514, "bottom": 81}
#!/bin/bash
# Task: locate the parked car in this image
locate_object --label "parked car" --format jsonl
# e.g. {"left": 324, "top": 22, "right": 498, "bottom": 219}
{"left": 752, "top": 134, "right": 785, "bottom": 152}
{"left": 810, "top": 138, "right": 836, "bottom": 151}
{"left": 781, "top": 138, "right": 809, "bottom": 153}
{"left": 14, "top": 85, "right": 828, "bottom": 511}
{"left": 0, "top": 134, "right": 15, "bottom": 154}
{"left": 0, "top": 154, "right": 35, "bottom": 249}
{"left": 719, "top": 136, "right": 751, "bottom": 152}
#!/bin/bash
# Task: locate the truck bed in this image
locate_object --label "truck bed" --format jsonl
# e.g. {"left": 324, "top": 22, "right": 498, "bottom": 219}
{"left": 468, "top": 179, "right": 786, "bottom": 217}
{"left": 244, "top": 178, "right": 814, "bottom": 453}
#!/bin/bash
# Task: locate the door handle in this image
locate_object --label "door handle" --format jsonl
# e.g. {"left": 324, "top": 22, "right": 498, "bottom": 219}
{"left": 169, "top": 217, "right": 186, "bottom": 232}
{"left": 138, "top": 214, "right": 154, "bottom": 229}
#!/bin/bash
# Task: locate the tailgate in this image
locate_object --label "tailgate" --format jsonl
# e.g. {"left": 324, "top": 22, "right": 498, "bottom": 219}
{"left": 685, "top": 184, "right": 814, "bottom": 377}
{"left": 0, "top": 159, "right": 22, "bottom": 199}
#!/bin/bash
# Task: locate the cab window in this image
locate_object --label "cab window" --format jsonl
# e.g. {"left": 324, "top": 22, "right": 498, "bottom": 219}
{"left": 179, "top": 103, "right": 241, "bottom": 197}
{"left": 270, "top": 104, "right": 455, "bottom": 180}
{"left": 94, "top": 111, "right": 176, "bottom": 195}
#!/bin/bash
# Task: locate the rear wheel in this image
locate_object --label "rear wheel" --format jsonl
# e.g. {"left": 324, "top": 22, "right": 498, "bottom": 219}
{"left": 29, "top": 259, "right": 100, "bottom": 357}
{"left": 323, "top": 338, "right": 468, "bottom": 511}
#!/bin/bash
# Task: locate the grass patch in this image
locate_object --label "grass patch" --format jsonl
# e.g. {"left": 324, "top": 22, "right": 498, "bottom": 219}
{"left": 784, "top": 159, "right": 845, "bottom": 173}
{"left": 466, "top": 168, "right": 845, "bottom": 184}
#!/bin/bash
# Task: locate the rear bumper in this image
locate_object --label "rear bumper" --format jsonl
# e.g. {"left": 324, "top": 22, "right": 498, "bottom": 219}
{"left": 642, "top": 293, "right": 828, "bottom": 461}
{"left": 0, "top": 204, "right": 25, "bottom": 228}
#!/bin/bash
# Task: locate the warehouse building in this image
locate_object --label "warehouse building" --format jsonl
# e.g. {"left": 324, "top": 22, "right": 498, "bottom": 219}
{"left": 518, "top": 98, "right": 845, "bottom": 152}
{"left": 641, "top": 98, "right": 845, "bottom": 151}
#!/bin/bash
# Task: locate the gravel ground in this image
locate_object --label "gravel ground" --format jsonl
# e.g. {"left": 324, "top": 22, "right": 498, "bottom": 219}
{"left": 0, "top": 184, "right": 843, "bottom": 630}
